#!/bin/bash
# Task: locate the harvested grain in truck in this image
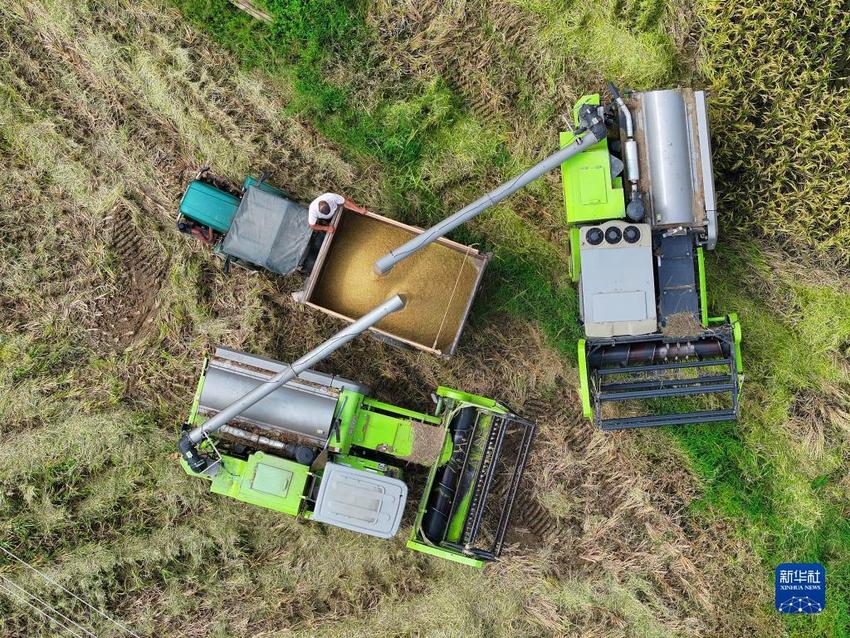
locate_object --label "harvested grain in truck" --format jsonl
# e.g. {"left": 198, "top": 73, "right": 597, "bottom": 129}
{"left": 310, "top": 212, "right": 481, "bottom": 352}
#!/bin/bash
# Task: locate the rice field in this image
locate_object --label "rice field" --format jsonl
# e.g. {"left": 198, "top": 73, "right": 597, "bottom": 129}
{"left": 0, "top": 0, "right": 848, "bottom": 636}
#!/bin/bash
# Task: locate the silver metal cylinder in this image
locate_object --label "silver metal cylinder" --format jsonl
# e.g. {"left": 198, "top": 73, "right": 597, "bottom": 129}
{"left": 641, "top": 90, "right": 696, "bottom": 226}
{"left": 219, "top": 425, "right": 290, "bottom": 451}
{"left": 188, "top": 294, "right": 406, "bottom": 444}
{"left": 616, "top": 96, "right": 634, "bottom": 138}
{"left": 199, "top": 360, "right": 340, "bottom": 444}
{"left": 624, "top": 139, "right": 640, "bottom": 183}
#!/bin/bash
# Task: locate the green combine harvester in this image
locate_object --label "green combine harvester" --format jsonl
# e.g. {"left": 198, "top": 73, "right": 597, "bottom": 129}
{"left": 178, "top": 296, "right": 535, "bottom": 567}
{"left": 373, "top": 84, "right": 743, "bottom": 429}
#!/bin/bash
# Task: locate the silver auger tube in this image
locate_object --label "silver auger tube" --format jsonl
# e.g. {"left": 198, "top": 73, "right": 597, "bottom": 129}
{"left": 178, "top": 295, "right": 406, "bottom": 470}
{"left": 373, "top": 128, "right": 604, "bottom": 275}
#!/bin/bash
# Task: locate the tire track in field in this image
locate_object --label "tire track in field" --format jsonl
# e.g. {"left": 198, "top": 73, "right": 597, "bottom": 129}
{"left": 94, "top": 204, "right": 168, "bottom": 351}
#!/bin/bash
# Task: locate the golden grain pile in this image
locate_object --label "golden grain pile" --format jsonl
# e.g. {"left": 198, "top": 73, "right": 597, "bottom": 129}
{"left": 310, "top": 212, "right": 481, "bottom": 352}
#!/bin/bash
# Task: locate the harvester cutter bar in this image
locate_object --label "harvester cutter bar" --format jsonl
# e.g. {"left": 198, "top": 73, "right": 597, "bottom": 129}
{"left": 596, "top": 358, "right": 733, "bottom": 376}
{"left": 444, "top": 413, "right": 536, "bottom": 559}
{"left": 492, "top": 415, "right": 535, "bottom": 556}
{"left": 600, "top": 408, "right": 738, "bottom": 430}
{"left": 591, "top": 346, "right": 740, "bottom": 429}
{"left": 460, "top": 413, "right": 508, "bottom": 549}
{"left": 599, "top": 373, "right": 732, "bottom": 392}
{"left": 598, "top": 381, "right": 736, "bottom": 401}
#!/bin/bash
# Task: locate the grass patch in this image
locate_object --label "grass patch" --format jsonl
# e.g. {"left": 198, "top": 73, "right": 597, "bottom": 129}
{"left": 672, "top": 242, "right": 850, "bottom": 636}
{"left": 511, "top": 0, "right": 681, "bottom": 87}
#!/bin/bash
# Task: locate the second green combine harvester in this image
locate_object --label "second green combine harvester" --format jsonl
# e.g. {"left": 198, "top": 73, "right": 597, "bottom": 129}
{"left": 178, "top": 296, "right": 535, "bottom": 567}
{"left": 373, "top": 84, "right": 743, "bottom": 429}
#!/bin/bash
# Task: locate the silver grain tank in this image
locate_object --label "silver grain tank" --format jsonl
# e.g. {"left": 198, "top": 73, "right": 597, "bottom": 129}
{"left": 629, "top": 89, "right": 718, "bottom": 248}
{"left": 178, "top": 294, "right": 405, "bottom": 472}
{"left": 196, "top": 347, "right": 369, "bottom": 446}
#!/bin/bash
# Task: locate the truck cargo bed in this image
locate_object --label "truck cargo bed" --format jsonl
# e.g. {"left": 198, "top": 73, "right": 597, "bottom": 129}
{"left": 302, "top": 211, "right": 489, "bottom": 357}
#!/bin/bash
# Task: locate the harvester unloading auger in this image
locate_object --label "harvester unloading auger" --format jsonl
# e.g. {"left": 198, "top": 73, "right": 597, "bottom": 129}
{"left": 374, "top": 85, "right": 743, "bottom": 430}
{"left": 178, "top": 296, "right": 535, "bottom": 567}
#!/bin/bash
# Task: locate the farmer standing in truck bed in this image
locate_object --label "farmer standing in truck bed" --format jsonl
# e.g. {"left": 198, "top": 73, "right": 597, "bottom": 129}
{"left": 308, "top": 192, "right": 369, "bottom": 233}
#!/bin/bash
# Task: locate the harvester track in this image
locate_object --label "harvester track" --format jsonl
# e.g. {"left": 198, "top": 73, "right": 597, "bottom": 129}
{"left": 497, "top": 389, "right": 584, "bottom": 547}
{"left": 95, "top": 205, "right": 167, "bottom": 351}
{"left": 510, "top": 493, "right": 558, "bottom": 540}
{"left": 495, "top": 410, "right": 562, "bottom": 549}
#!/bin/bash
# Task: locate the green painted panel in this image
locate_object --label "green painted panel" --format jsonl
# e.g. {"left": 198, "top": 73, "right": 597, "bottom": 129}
{"left": 697, "top": 247, "right": 709, "bottom": 326}
{"left": 179, "top": 180, "right": 240, "bottom": 232}
{"left": 578, "top": 165, "right": 609, "bottom": 204}
{"left": 209, "top": 455, "right": 247, "bottom": 498}
{"left": 351, "top": 410, "right": 415, "bottom": 457}
{"left": 328, "top": 389, "right": 366, "bottom": 453}
{"left": 360, "top": 397, "right": 440, "bottom": 424}
{"left": 569, "top": 226, "right": 581, "bottom": 282}
{"left": 406, "top": 539, "right": 485, "bottom": 568}
{"left": 577, "top": 339, "right": 593, "bottom": 419}
{"left": 559, "top": 94, "right": 625, "bottom": 225}
{"left": 210, "top": 452, "right": 308, "bottom": 516}
{"left": 251, "top": 463, "right": 292, "bottom": 496}
{"left": 435, "top": 387, "right": 506, "bottom": 413}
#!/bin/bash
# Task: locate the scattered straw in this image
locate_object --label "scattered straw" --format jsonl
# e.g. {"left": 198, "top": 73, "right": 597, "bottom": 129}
{"left": 662, "top": 312, "right": 703, "bottom": 338}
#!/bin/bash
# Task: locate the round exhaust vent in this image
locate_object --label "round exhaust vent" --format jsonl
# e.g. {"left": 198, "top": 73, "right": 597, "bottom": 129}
{"left": 586, "top": 227, "right": 604, "bottom": 245}
{"left": 605, "top": 226, "right": 622, "bottom": 244}
{"left": 623, "top": 225, "right": 641, "bottom": 243}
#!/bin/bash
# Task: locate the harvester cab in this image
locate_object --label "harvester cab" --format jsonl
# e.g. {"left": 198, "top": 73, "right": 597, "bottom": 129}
{"left": 178, "top": 296, "right": 535, "bottom": 567}
{"left": 372, "top": 84, "right": 743, "bottom": 429}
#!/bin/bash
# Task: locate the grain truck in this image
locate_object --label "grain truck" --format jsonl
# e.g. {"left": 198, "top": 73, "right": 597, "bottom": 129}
{"left": 176, "top": 173, "right": 488, "bottom": 357}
